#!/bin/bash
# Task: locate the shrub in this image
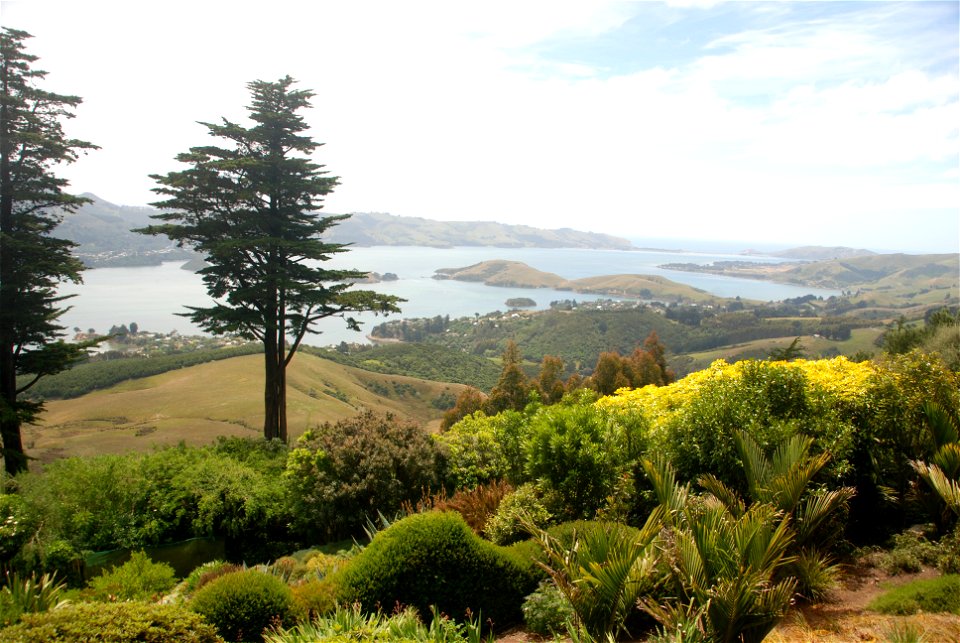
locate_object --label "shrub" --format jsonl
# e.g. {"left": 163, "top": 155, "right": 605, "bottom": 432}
{"left": 405, "top": 480, "right": 513, "bottom": 535}
{"left": 190, "top": 569, "right": 296, "bottom": 642}
{"left": 86, "top": 550, "right": 177, "bottom": 601}
{"left": 484, "top": 483, "right": 551, "bottom": 545}
{"left": 879, "top": 530, "right": 942, "bottom": 575}
{"left": 524, "top": 404, "right": 645, "bottom": 519}
{"left": 868, "top": 574, "right": 960, "bottom": 615}
{"left": 290, "top": 577, "right": 338, "bottom": 621}
{"left": 0, "top": 600, "right": 220, "bottom": 642}
{"left": 521, "top": 580, "right": 574, "bottom": 636}
{"left": 938, "top": 525, "right": 960, "bottom": 574}
{"left": 0, "top": 493, "right": 33, "bottom": 564}
{"left": 285, "top": 411, "right": 446, "bottom": 542}
{"left": 181, "top": 560, "right": 243, "bottom": 596}
{"left": 334, "top": 511, "right": 539, "bottom": 630}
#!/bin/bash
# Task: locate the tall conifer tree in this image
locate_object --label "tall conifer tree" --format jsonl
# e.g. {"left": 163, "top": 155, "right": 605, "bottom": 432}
{"left": 142, "top": 77, "right": 401, "bottom": 442}
{"left": 0, "top": 28, "right": 97, "bottom": 476}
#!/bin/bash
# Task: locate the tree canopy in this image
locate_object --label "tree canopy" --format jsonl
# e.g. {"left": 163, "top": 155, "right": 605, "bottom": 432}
{"left": 0, "top": 27, "right": 98, "bottom": 476}
{"left": 140, "top": 76, "right": 401, "bottom": 441}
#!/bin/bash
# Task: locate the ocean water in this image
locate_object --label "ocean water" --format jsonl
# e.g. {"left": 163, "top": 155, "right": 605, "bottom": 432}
{"left": 56, "top": 246, "right": 839, "bottom": 347}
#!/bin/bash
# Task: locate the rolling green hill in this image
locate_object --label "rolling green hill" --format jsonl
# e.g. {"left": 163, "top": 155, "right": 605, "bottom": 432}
{"left": 23, "top": 353, "right": 468, "bottom": 463}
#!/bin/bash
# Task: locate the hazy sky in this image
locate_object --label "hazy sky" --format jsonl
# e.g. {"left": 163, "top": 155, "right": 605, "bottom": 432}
{"left": 3, "top": 1, "right": 958, "bottom": 253}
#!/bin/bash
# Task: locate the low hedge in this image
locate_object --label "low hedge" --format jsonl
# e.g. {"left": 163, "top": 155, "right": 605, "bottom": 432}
{"left": 0, "top": 601, "right": 221, "bottom": 642}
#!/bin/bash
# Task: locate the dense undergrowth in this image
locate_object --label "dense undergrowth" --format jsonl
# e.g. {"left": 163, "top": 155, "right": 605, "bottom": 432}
{"left": 2, "top": 350, "right": 958, "bottom": 641}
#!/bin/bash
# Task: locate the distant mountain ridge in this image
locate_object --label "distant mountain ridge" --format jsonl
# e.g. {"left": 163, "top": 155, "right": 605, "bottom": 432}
{"left": 53, "top": 196, "right": 634, "bottom": 266}
{"left": 323, "top": 212, "right": 634, "bottom": 249}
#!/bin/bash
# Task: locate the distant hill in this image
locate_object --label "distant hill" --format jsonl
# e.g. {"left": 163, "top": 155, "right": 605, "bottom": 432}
{"left": 768, "top": 246, "right": 877, "bottom": 261}
{"left": 53, "top": 194, "right": 195, "bottom": 267}
{"left": 434, "top": 260, "right": 716, "bottom": 302}
{"left": 661, "top": 252, "right": 959, "bottom": 305}
{"left": 52, "top": 197, "right": 634, "bottom": 267}
{"left": 322, "top": 212, "right": 634, "bottom": 249}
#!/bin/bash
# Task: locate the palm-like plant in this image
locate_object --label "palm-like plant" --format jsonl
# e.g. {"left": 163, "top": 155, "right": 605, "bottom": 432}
{"left": 911, "top": 401, "right": 960, "bottom": 523}
{"left": 698, "top": 431, "right": 854, "bottom": 601}
{"left": 530, "top": 512, "right": 663, "bottom": 641}
{"left": 641, "top": 456, "right": 797, "bottom": 643}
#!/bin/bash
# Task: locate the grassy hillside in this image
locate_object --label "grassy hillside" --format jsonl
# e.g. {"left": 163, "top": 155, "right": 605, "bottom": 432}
{"left": 678, "top": 327, "right": 885, "bottom": 372}
{"left": 435, "top": 260, "right": 719, "bottom": 302}
{"left": 23, "top": 353, "right": 467, "bottom": 463}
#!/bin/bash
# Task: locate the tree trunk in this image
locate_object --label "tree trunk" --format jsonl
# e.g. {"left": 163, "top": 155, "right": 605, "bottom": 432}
{"left": 0, "top": 79, "right": 25, "bottom": 477}
{"left": 263, "top": 331, "right": 281, "bottom": 441}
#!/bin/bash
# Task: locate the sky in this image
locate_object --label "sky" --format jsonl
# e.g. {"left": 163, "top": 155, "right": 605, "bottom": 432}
{"left": 2, "top": 1, "right": 958, "bottom": 253}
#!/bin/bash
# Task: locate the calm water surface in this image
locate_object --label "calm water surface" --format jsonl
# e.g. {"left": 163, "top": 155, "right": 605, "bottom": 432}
{"left": 57, "top": 246, "right": 838, "bottom": 347}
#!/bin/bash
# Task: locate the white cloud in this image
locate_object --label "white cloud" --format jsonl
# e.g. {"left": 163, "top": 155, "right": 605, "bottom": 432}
{"left": 2, "top": 0, "right": 956, "bottom": 252}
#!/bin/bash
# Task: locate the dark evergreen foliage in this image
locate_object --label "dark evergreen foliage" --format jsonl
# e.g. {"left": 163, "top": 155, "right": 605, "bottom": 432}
{"left": 140, "top": 76, "right": 401, "bottom": 441}
{"left": 0, "top": 28, "right": 100, "bottom": 476}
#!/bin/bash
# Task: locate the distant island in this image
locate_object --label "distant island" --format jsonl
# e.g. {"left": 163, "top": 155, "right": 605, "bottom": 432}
{"left": 434, "top": 260, "right": 716, "bottom": 303}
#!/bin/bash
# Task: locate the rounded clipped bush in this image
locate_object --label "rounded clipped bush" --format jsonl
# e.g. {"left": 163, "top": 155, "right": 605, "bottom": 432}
{"left": 190, "top": 569, "right": 296, "bottom": 642}
{"left": 335, "top": 511, "right": 539, "bottom": 630}
{"left": 0, "top": 601, "right": 221, "bottom": 642}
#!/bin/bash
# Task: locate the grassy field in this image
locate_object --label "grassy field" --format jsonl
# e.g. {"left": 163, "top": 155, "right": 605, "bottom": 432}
{"left": 23, "top": 353, "right": 466, "bottom": 463}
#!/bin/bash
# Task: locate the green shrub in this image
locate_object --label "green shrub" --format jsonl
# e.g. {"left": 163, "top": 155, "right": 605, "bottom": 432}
{"left": 937, "top": 525, "right": 960, "bottom": 573}
{"left": 521, "top": 580, "right": 574, "bottom": 636}
{"left": 11, "top": 441, "right": 294, "bottom": 570}
{"left": 335, "top": 511, "right": 539, "bottom": 630}
{"left": 290, "top": 577, "right": 338, "bottom": 621}
{"left": 0, "top": 493, "right": 33, "bottom": 564}
{"left": 484, "top": 483, "right": 551, "bottom": 545}
{"left": 0, "top": 600, "right": 221, "bottom": 642}
{"left": 868, "top": 574, "right": 960, "bottom": 615}
{"left": 285, "top": 411, "right": 446, "bottom": 542}
{"left": 524, "top": 404, "right": 645, "bottom": 519}
{"left": 880, "top": 530, "right": 942, "bottom": 574}
{"left": 87, "top": 550, "right": 177, "bottom": 601}
{"left": 190, "top": 569, "right": 296, "bottom": 642}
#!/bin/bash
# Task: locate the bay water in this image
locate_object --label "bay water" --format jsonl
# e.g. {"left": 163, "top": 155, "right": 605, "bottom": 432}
{"left": 56, "top": 246, "right": 838, "bottom": 347}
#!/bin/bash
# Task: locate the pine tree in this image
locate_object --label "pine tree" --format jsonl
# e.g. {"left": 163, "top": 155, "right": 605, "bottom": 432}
{"left": 0, "top": 28, "right": 98, "bottom": 476}
{"left": 141, "top": 76, "right": 401, "bottom": 442}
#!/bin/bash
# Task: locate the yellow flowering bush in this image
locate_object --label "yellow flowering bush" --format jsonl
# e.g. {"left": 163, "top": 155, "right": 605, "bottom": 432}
{"left": 597, "top": 353, "right": 958, "bottom": 508}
